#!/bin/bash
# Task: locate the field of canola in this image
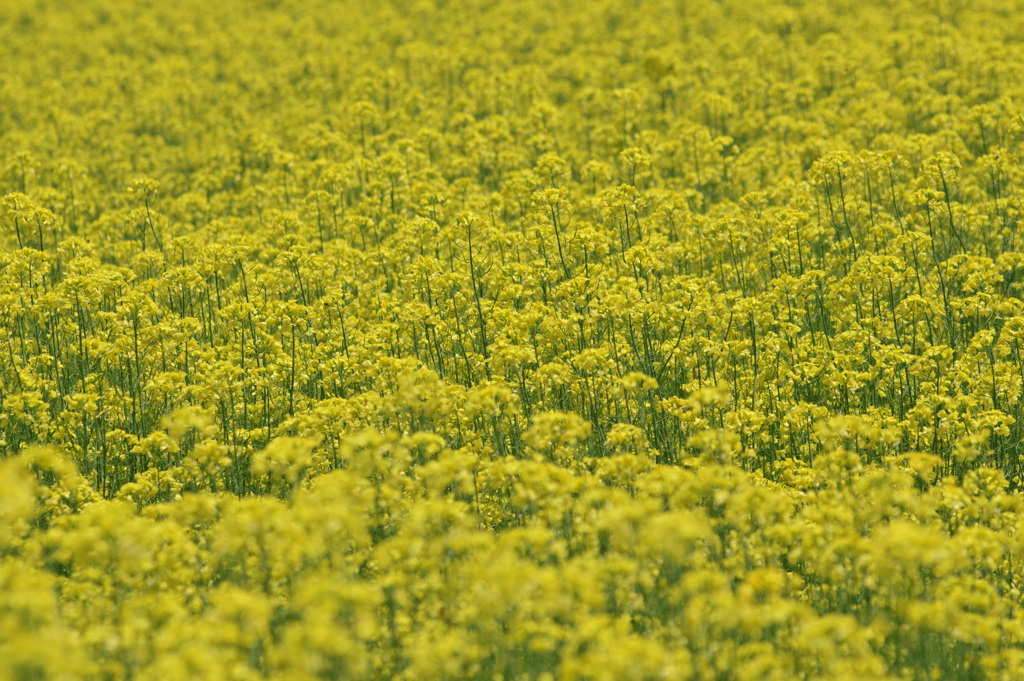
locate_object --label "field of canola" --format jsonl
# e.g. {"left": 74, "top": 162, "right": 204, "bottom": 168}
{"left": 6, "top": 0, "right": 1024, "bottom": 678}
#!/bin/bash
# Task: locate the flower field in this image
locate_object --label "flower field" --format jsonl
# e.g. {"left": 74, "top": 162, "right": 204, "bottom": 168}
{"left": 5, "top": 0, "right": 1024, "bottom": 678}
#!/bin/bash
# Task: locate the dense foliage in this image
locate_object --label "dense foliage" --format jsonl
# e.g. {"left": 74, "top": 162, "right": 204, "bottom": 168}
{"left": 4, "top": 0, "right": 1024, "bottom": 678}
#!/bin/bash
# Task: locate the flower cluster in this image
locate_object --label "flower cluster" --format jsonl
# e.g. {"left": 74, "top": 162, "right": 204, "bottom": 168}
{"left": 3, "top": 0, "right": 1024, "bottom": 677}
